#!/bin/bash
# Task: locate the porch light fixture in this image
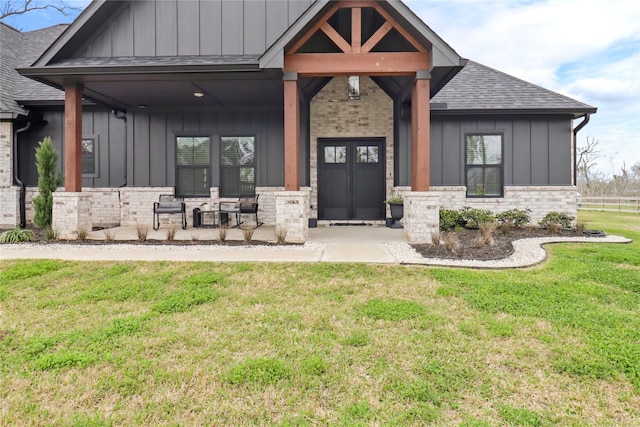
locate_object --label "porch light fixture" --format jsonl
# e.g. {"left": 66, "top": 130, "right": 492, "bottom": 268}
{"left": 348, "top": 76, "right": 360, "bottom": 100}
{"left": 137, "top": 104, "right": 147, "bottom": 109}
{"left": 193, "top": 92, "right": 204, "bottom": 98}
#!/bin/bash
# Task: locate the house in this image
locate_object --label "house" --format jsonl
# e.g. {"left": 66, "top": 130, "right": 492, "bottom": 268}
{"left": 0, "top": 0, "right": 596, "bottom": 243}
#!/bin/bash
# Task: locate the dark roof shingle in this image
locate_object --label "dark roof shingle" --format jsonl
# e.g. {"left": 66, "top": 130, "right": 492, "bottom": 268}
{"left": 1, "top": 23, "right": 68, "bottom": 113}
{"left": 433, "top": 60, "right": 596, "bottom": 113}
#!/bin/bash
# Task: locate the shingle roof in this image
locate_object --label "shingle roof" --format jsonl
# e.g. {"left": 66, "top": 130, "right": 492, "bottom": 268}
{"left": 48, "top": 54, "right": 261, "bottom": 68}
{"left": 0, "top": 23, "right": 68, "bottom": 114}
{"left": 432, "top": 60, "right": 596, "bottom": 114}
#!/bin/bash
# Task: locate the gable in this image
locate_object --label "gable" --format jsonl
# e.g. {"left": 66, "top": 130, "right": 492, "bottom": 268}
{"left": 37, "top": 0, "right": 314, "bottom": 64}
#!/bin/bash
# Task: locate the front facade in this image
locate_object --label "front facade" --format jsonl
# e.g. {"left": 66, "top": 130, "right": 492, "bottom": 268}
{"left": 1, "top": 0, "right": 596, "bottom": 242}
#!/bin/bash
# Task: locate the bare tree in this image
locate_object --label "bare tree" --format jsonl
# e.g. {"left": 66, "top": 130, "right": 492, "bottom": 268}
{"left": 0, "top": 0, "right": 79, "bottom": 20}
{"left": 576, "top": 137, "right": 602, "bottom": 194}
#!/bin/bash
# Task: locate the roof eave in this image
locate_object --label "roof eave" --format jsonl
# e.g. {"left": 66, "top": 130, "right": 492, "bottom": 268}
{"left": 431, "top": 108, "right": 597, "bottom": 118}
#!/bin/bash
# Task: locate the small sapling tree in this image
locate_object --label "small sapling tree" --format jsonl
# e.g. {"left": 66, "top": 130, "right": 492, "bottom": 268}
{"left": 33, "top": 136, "right": 63, "bottom": 229}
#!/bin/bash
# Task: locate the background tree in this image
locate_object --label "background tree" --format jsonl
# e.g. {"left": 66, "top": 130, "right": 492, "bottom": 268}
{"left": 576, "top": 137, "right": 602, "bottom": 195}
{"left": 33, "top": 137, "right": 63, "bottom": 229}
{"left": 0, "top": 0, "right": 79, "bottom": 20}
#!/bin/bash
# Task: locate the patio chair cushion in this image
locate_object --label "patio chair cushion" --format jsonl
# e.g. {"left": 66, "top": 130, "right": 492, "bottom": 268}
{"left": 155, "top": 201, "right": 183, "bottom": 214}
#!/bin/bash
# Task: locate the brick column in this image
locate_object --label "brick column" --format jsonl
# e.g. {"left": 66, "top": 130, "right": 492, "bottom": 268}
{"left": 64, "top": 83, "right": 83, "bottom": 192}
{"left": 284, "top": 72, "right": 300, "bottom": 191}
{"left": 411, "top": 71, "right": 430, "bottom": 191}
{"left": 52, "top": 192, "right": 92, "bottom": 240}
{"left": 404, "top": 191, "right": 439, "bottom": 244}
{"left": 275, "top": 190, "right": 309, "bottom": 243}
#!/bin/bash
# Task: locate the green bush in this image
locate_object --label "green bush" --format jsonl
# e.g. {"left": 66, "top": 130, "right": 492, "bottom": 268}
{"left": 495, "top": 208, "right": 531, "bottom": 227}
{"left": 439, "top": 208, "right": 460, "bottom": 231}
{"left": 539, "top": 211, "right": 574, "bottom": 229}
{"left": 0, "top": 227, "right": 35, "bottom": 243}
{"left": 33, "top": 137, "right": 63, "bottom": 229}
{"left": 458, "top": 206, "right": 494, "bottom": 229}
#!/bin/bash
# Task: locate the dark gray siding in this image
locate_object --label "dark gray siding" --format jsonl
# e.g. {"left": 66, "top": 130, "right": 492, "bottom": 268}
{"left": 75, "top": 0, "right": 314, "bottom": 58}
{"left": 18, "top": 107, "right": 127, "bottom": 187}
{"left": 18, "top": 107, "right": 286, "bottom": 191}
{"left": 128, "top": 108, "right": 286, "bottom": 188}
{"left": 397, "top": 115, "right": 573, "bottom": 187}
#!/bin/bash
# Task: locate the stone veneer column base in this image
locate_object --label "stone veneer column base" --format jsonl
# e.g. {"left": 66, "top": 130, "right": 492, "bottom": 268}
{"left": 275, "top": 191, "right": 309, "bottom": 243}
{"left": 404, "top": 192, "right": 439, "bottom": 244}
{"left": 0, "top": 187, "right": 20, "bottom": 228}
{"left": 52, "top": 192, "right": 92, "bottom": 240}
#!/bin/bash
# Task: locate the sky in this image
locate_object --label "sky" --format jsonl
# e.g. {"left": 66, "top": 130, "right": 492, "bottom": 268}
{"left": 3, "top": 0, "right": 639, "bottom": 177}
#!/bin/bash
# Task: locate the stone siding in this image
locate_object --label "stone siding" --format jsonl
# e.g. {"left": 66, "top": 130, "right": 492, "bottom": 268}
{"left": 52, "top": 192, "right": 92, "bottom": 240}
{"left": 0, "top": 121, "right": 18, "bottom": 228}
{"left": 310, "top": 76, "right": 394, "bottom": 219}
{"left": 0, "top": 121, "right": 12, "bottom": 187}
{"left": 395, "top": 185, "right": 578, "bottom": 225}
{"left": 275, "top": 189, "right": 310, "bottom": 243}
{"left": 404, "top": 192, "right": 439, "bottom": 244}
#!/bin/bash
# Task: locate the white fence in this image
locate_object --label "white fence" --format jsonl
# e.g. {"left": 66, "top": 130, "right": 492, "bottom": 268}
{"left": 577, "top": 197, "right": 640, "bottom": 214}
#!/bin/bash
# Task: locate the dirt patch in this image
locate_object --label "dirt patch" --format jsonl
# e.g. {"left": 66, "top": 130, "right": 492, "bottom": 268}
{"left": 412, "top": 228, "right": 584, "bottom": 260}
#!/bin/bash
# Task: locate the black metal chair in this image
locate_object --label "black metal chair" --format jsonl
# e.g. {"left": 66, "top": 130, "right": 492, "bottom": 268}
{"left": 153, "top": 194, "right": 186, "bottom": 230}
{"left": 219, "top": 194, "right": 262, "bottom": 228}
{"left": 239, "top": 194, "right": 262, "bottom": 227}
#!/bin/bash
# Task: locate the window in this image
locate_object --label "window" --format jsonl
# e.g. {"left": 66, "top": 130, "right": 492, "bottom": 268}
{"left": 324, "top": 146, "right": 346, "bottom": 164}
{"left": 176, "top": 136, "right": 211, "bottom": 197}
{"left": 82, "top": 137, "right": 98, "bottom": 176}
{"left": 221, "top": 136, "right": 255, "bottom": 197}
{"left": 356, "top": 145, "right": 379, "bottom": 163}
{"left": 466, "top": 134, "right": 503, "bottom": 197}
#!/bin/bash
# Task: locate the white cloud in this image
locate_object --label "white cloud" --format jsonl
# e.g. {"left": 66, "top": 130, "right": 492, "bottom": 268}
{"left": 407, "top": 0, "right": 640, "bottom": 175}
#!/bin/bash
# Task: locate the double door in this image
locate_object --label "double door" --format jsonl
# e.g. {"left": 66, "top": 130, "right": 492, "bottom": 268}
{"left": 317, "top": 138, "right": 385, "bottom": 220}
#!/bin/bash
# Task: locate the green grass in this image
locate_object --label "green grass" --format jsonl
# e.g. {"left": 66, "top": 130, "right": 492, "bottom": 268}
{"left": 0, "top": 212, "right": 638, "bottom": 425}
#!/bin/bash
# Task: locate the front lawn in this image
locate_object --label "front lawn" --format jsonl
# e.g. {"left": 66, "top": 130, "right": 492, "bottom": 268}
{"left": 0, "top": 212, "right": 638, "bottom": 426}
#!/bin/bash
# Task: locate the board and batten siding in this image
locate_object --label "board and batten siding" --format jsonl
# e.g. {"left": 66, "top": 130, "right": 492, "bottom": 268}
{"left": 396, "top": 115, "right": 573, "bottom": 187}
{"left": 75, "top": 0, "right": 314, "bottom": 58}
{"left": 18, "top": 107, "right": 126, "bottom": 188}
{"left": 17, "top": 107, "right": 286, "bottom": 190}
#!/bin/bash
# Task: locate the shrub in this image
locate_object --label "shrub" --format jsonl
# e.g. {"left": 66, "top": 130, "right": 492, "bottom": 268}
{"left": 458, "top": 206, "right": 494, "bottom": 229}
{"left": 166, "top": 226, "right": 178, "bottom": 241}
{"left": 539, "top": 211, "right": 574, "bottom": 229}
{"left": 439, "top": 208, "right": 460, "bottom": 231}
{"left": 495, "top": 208, "right": 531, "bottom": 227}
{"left": 0, "top": 227, "right": 35, "bottom": 243}
{"left": 431, "top": 230, "right": 441, "bottom": 246}
{"left": 136, "top": 224, "right": 149, "bottom": 242}
{"left": 76, "top": 227, "right": 89, "bottom": 242}
{"left": 45, "top": 226, "right": 58, "bottom": 241}
{"left": 103, "top": 229, "right": 116, "bottom": 242}
{"left": 442, "top": 232, "right": 460, "bottom": 254}
{"left": 242, "top": 227, "right": 255, "bottom": 242}
{"left": 33, "top": 137, "right": 63, "bottom": 229}
{"left": 479, "top": 222, "right": 497, "bottom": 240}
{"left": 275, "top": 226, "right": 287, "bottom": 244}
{"left": 217, "top": 226, "right": 228, "bottom": 242}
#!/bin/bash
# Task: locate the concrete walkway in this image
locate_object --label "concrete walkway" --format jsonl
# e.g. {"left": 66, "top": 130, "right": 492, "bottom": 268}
{"left": 0, "top": 225, "right": 632, "bottom": 268}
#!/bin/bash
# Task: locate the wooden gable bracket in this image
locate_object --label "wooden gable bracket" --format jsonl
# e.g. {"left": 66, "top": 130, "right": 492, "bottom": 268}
{"left": 285, "top": 1, "right": 430, "bottom": 76}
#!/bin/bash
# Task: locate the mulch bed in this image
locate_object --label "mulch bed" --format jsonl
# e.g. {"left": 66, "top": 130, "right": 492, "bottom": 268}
{"left": 412, "top": 228, "right": 583, "bottom": 260}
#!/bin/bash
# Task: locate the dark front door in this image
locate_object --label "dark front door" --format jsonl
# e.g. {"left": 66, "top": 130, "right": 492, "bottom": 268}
{"left": 318, "top": 138, "right": 385, "bottom": 220}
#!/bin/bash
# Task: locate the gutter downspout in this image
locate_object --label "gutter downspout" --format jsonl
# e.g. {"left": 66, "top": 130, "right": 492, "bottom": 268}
{"left": 111, "top": 110, "right": 127, "bottom": 187}
{"left": 14, "top": 121, "right": 31, "bottom": 228}
{"left": 573, "top": 113, "right": 591, "bottom": 186}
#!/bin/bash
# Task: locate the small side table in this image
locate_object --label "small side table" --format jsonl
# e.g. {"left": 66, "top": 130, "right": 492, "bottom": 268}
{"left": 196, "top": 210, "right": 219, "bottom": 228}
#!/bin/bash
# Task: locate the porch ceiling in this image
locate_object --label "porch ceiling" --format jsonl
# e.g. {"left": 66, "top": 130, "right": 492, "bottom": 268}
{"left": 82, "top": 77, "right": 287, "bottom": 110}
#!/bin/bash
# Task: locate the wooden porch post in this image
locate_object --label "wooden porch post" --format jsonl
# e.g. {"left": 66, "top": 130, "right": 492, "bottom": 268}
{"left": 284, "top": 72, "right": 300, "bottom": 191}
{"left": 64, "top": 83, "right": 83, "bottom": 192}
{"left": 411, "top": 71, "right": 431, "bottom": 191}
